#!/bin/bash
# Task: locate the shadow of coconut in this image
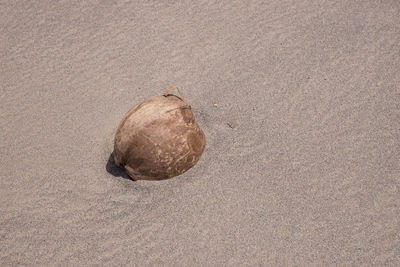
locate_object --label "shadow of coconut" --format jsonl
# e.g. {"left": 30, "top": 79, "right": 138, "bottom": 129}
{"left": 106, "top": 152, "right": 134, "bottom": 181}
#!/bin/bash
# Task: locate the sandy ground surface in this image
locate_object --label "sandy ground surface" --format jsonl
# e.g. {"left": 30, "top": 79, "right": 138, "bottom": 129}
{"left": 1, "top": 0, "right": 399, "bottom": 266}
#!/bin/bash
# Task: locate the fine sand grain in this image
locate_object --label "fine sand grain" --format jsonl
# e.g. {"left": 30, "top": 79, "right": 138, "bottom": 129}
{"left": 1, "top": 1, "right": 399, "bottom": 266}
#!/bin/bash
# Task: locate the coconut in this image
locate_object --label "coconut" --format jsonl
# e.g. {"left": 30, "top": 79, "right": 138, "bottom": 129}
{"left": 113, "top": 86, "right": 206, "bottom": 180}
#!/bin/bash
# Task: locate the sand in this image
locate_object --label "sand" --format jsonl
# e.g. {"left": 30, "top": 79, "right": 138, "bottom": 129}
{"left": 1, "top": 0, "right": 399, "bottom": 266}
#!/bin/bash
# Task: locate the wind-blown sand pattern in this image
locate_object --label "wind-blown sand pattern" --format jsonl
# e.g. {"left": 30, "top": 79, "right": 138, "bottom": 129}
{"left": 1, "top": 1, "right": 399, "bottom": 266}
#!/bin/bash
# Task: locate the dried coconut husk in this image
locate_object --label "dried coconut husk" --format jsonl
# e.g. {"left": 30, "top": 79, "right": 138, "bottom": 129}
{"left": 114, "top": 86, "right": 206, "bottom": 180}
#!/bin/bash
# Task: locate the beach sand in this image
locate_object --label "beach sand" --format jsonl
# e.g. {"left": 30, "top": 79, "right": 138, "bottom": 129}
{"left": 1, "top": 1, "right": 399, "bottom": 265}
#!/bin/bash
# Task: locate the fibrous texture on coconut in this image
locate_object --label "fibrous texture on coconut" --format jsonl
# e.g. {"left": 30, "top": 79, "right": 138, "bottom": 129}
{"left": 114, "top": 87, "right": 206, "bottom": 180}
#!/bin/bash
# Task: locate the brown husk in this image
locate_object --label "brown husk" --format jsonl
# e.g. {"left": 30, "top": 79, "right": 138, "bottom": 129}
{"left": 114, "top": 89, "right": 206, "bottom": 180}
